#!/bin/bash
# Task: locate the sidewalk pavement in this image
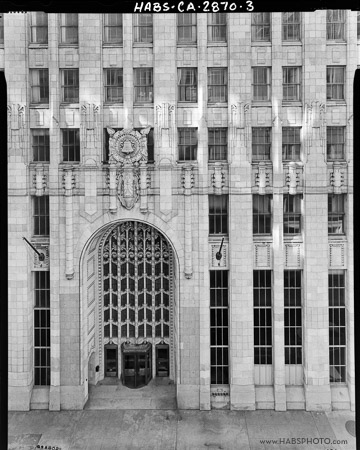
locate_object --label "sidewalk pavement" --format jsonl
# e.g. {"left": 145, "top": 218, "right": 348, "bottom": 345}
{"left": 8, "top": 409, "right": 356, "bottom": 450}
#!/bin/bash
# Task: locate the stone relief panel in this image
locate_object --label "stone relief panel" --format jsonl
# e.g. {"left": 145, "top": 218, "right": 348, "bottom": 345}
{"left": 254, "top": 243, "right": 272, "bottom": 269}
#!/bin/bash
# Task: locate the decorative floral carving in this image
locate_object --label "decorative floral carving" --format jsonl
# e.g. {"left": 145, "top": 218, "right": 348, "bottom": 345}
{"left": 285, "top": 163, "right": 302, "bottom": 195}
{"left": 212, "top": 164, "right": 225, "bottom": 195}
{"left": 255, "top": 162, "right": 271, "bottom": 195}
{"left": 329, "top": 162, "right": 346, "bottom": 193}
{"left": 33, "top": 166, "right": 47, "bottom": 196}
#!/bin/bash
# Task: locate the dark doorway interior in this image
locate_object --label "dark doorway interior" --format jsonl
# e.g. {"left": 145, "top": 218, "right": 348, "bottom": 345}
{"left": 122, "top": 342, "right": 152, "bottom": 388}
{"left": 105, "top": 346, "right": 118, "bottom": 377}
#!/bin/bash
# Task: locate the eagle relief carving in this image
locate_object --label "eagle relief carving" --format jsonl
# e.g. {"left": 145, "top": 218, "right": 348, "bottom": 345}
{"left": 107, "top": 127, "right": 151, "bottom": 210}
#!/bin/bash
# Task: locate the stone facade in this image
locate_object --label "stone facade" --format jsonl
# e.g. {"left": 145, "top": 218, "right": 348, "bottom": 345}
{"left": 3, "top": 11, "right": 355, "bottom": 411}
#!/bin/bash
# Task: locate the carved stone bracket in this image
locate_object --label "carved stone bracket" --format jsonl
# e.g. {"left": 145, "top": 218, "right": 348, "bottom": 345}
{"left": 230, "top": 102, "right": 251, "bottom": 149}
{"left": 285, "top": 162, "right": 303, "bottom": 195}
{"left": 7, "top": 104, "right": 26, "bottom": 150}
{"left": 305, "top": 101, "right": 326, "bottom": 155}
{"left": 182, "top": 165, "right": 194, "bottom": 279}
{"left": 254, "top": 162, "right": 272, "bottom": 195}
{"left": 329, "top": 162, "right": 347, "bottom": 193}
{"left": 156, "top": 103, "right": 176, "bottom": 149}
{"left": 211, "top": 163, "right": 225, "bottom": 195}
{"left": 33, "top": 165, "right": 47, "bottom": 196}
{"left": 63, "top": 168, "right": 75, "bottom": 280}
{"left": 80, "top": 103, "right": 101, "bottom": 149}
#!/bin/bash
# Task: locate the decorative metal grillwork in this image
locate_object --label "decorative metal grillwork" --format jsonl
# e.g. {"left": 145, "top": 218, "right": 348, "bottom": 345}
{"left": 101, "top": 221, "right": 172, "bottom": 344}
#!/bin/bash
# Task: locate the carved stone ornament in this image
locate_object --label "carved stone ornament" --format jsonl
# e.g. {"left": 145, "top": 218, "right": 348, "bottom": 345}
{"left": 107, "top": 127, "right": 151, "bottom": 210}
{"left": 255, "top": 162, "right": 271, "bottom": 195}
{"left": 330, "top": 162, "right": 346, "bottom": 194}
{"left": 285, "top": 163, "right": 302, "bottom": 195}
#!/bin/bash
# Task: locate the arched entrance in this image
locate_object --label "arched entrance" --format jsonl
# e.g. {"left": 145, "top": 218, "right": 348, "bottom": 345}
{"left": 82, "top": 220, "right": 178, "bottom": 393}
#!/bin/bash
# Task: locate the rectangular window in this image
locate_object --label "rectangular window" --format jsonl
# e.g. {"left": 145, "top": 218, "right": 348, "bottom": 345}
{"left": 327, "top": 67, "right": 345, "bottom": 101}
{"left": 252, "top": 67, "right": 271, "bottom": 101}
{"left": 177, "top": 13, "right": 196, "bottom": 43}
{"left": 252, "top": 13, "right": 271, "bottom": 42}
{"left": 62, "top": 128, "right": 80, "bottom": 162}
{"left": 282, "top": 127, "right": 301, "bottom": 161}
{"left": 254, "top": 270, "right": 272, "bottom": 364}
{"left": 178, "top": 68, "right": 197, "bottom": 102}
{"left": 178, "top": 128, "right": 197, "bottom": 161}
{"left": 329, "top": 271, "right": 346, "bottom": 383}
{"left": 134, "top": 68, "right": 153, "bottom": 104}
{"left": 104, "top": 14, "right": 122, "bottom": 44}
{"left": 282, "top": 12, "right": 301, "bottom": 41}
{"left": 34, "top": 271, "right": 50, "bottom": 386}
{"left": 30, "top": 69, "right": 49, "bottom": 103}
{"left": 253, "top": 194, "right": 272, "bottom": 235}
{"left": 327, "top": 126, "right": 345, "bottom": 160}
{"left": 207, "top": 13, "right": 226, "bottom": 43}
{"left": 0, "top": 14, "right": 3, "bottom": 44}
{"left": 133, "top": 14, "right": 153, "bottom": 43}
{"left": 327, "top": 10, "right": 345, "bottom": 41}
{"left": 328, "top": 194, "right": 345, "bottom": 235}
{"left": 33, "top": 196, "right": 49, "bottom": 236}
{"left": 283, "top": 194, "right": 302, "bottom": 235}
{"left": 208, "top": 128, "right": 227, "bottom": 161}
{"left": 30, "top": 12, "right": 48, "bottom": 44}
{"left": 104, "top": 68, "right": 123, "bottom": 103}
{"left": 208, "top": 68, "right": 227, "bottom": 103}
{"left": 60, "top": 13, "right": 78, "bottom": 44}
{"left": 252, "top": 127, "right": 271, "bottom": 161}
{"left": 210, "top": 270, "right": 229, "bottom": 385}
{"left": 284, "top": 270, "right": 302, "bottom": 365}
{"left": 32, "top": 129, "right": 50, "bottom": 162}
{"left": 358, "top": 12, "right": 360, "bottom": 39}
{"left": 283, "top": 67, "right": 301, "bottom": 101}
{"left": 209, "top": 195, "right": 228, "bottom": 235}
{"left": 60, "top": 69, "right": 79, "bottom": 103}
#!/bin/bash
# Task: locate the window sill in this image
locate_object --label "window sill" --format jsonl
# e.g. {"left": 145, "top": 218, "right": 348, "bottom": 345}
{"left": 177, "top": 42, "right": 197, "bottom": 47}
{"left": 328, "top": 234, "right": 347, "bottom": 240}
{"left": 30, "top": 103, "right": 49, "bottom": 109}
{"left": 58, "top": 43, "right": 79, "bottom": 48}
{"left": 103, "top": 102, "right": 124, "bottom": 107}
{"left": 102, "top": 43, "right": 123, "bottom": 47}
{"left": 251, "top": 41, "right": 271, "bottom": 46}
{"left": 282, "top": 41, "right": 302, "bottom": 46}
{"left": 208, "top": 102, "right": 227, "bottom": 107}
{"left": 251, "top": 101, "right": 271, "bottom": 107}
{"left": 208, "top": 160, "right": 228, "bottom": 164}
{"left": 326, "top": 41, "right": 347, "bottom": 45}
{"left": 284, "top": 236, "right": 303, "bottom": 243}
{"left": 326, "top": 100, "right": 346, "bottom": 105}
{"left": 207, "top": 42, "right": 227, "bottom": 47}
{"left": 327, "top": 160, "right": 347, "bottom": 164}
{"left": 253, "top": 235, "right": 273, "bottom": 241}
{"left": 177, "top": 102, "right": 198, "bottom": 107}
{"left": 59, "top": 162, "right": 81, "bottom": 166}
{"left": 283, "top": 160, "right": 303, "bottom": 164}
{"left": 60, "top": 103, "right": 79, "bottom": 108}
{"left": 176, "top": 160, "right": 198, "bottom": 165}
{"left": 29, "top": 162, "right": 50, "bottom": 166}
{"left": 28, "top": 43, "right": 48, "bottom": 48}
{"left": 282, "top": 101, "right": 302, "bottom": 107}
{"left": 133, "top": 42, "right": 153, "bottom": 47}
{"left": 134, "top": 103, "right": 153, "bottom": 107}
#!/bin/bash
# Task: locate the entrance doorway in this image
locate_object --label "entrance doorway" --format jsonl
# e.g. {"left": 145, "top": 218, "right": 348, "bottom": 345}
{"left": 105, "top": 345, "right": 118, "bottom": 377}
{"left": 122, "top": 342, "right": 152, "bottom": 388}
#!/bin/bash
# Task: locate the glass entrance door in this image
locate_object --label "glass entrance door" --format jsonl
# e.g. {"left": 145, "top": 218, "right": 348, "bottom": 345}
{"left": 122, "top": 342, "right": 152, "bottom": 388}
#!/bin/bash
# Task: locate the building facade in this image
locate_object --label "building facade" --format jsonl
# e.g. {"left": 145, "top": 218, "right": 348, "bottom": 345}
{"left": 3, "top": 11, "right": 356, "bottom": 411}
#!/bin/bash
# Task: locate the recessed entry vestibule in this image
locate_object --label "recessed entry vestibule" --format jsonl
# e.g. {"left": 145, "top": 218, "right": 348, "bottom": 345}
{"left": 82, "top": 220, "right": 178, "bottom": 391}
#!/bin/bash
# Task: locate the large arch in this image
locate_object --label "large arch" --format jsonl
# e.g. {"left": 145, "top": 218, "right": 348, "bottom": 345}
{"left": 78, "top": 214, "right": 182, "bottom": 403}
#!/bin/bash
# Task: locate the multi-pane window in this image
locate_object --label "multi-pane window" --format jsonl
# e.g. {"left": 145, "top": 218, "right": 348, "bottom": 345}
{"left": 32, "top": 129, "right": 50, "bottom": 162}
{"left": 284, "top": 270, "right": 302, "bottom": 365}
{"left": 178, "top": 68, "right": 197, "bottom": 102}
{"left": 327, "top": 67, "right": 345, "bottom": 100}
{"left": 104, "top": 68, "right": 123, "bottom": 103}
{"left": 30, "top": 69, "right": 49, "bottom": 103}
{"left": 209, "top": 195, "right": 228, "bottom": 235}
{"left": 208, "top": 68, "right": 227, "bottom": 103}
{"left": 282, "top": 127, "right": 301, "bottom": 161}
{"left": 253, "top": 195, "right": 272, "bottom": 235}
{"left": 178, "top": 128, "right": 197, "bottom": 161}
{"left": 328, "top": 194, "right": 345, "bottom": 235}
{"left": 34, "top": 271, "right": 50, "bottom": 386}
{"left": 60, "top": 69, "right": 79, "bottom": 103}
{"left": 210, "top": 270, "right": 229, "bottom": 385}
{"left": 104, "top": 14, "right": 123, "bottom": 44}
{"left": 282, "top": 12, "right": 301, "bottom": 41}
{"left": 327, "top": 10, "right": 345, "bottom": 41}
{"left": 329, "top": 271, "right": 346, "bottom": 383}
{"left": 207, "top": 13, "right": 226, "bottom": 43}
{"left": 208, "top": 128, "right": 227, "bottom": 161}
{"left": 358, "top": 12, "right": 360, "bottom": 39}
{"left": 252, "top": 13, "right": 271, "bottom": 42}
{"left": 133, "top": 14, "right": 153, "bottom": 43}
{"left": 327, "top": 127, "right": 345, "bottom": 160}
{"left": 60, "top": 13, "right": 78, "bottom": 44}
{"left": 62, "top": 128, "right": 80, "bottom": 162}
{"left": 177, "top": 14, "right": 196, "bottom": 43}
{"left": 33, "top": 196, "right": 49, "bottom": 236}
{"left": 252, "top": 67, "right": 271, "bottom": 101}
{"left": 0, "top": 14, "right": 3, "bottom": 44}
{"left": 284, "top": 194, "right": 302, "bottom": 235}
{"left": 254, "top": 270, "right": 272, "bottom": 365}
{"left": 134, "top": 68, "right": 153, "bottom": 103}
{"left": 283, "top": 67, "right": 301, "bottom": 101}
{"left": 252, "top": 127, "right": 271, "bottom": 161}
{"left": 30, "top": 12, "right": 48, "bottom": 44}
